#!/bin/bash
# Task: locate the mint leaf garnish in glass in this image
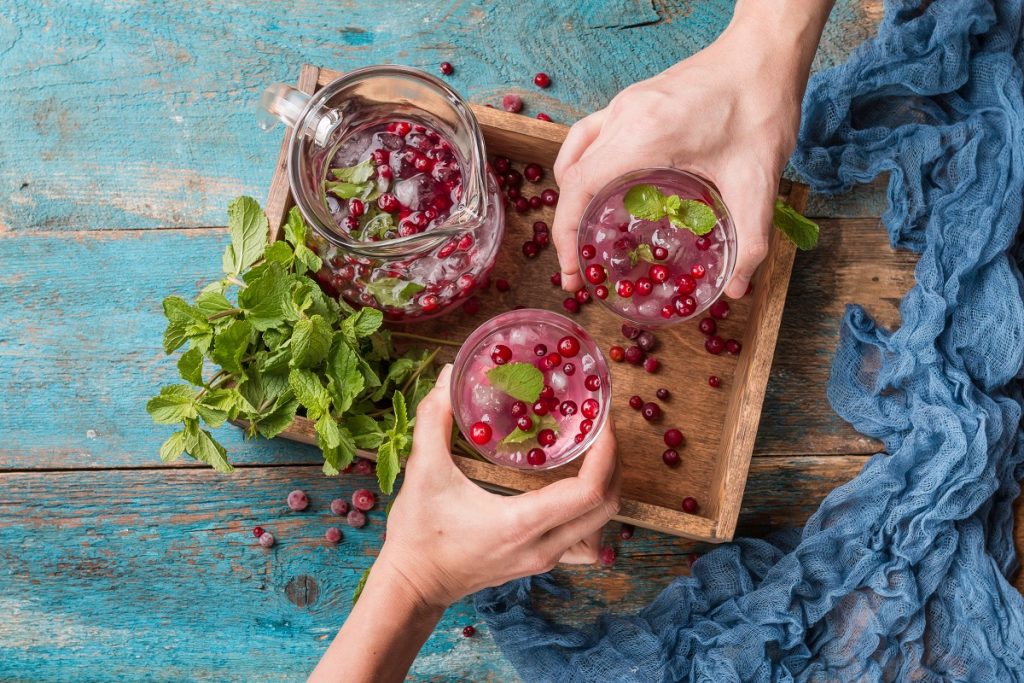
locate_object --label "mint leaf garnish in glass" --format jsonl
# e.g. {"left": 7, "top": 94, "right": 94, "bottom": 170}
{"left": 623, "top": 183, "right": 717, "bottom": 235}
{"left": 485, "top": 362, "right": 544, "bottom": 403}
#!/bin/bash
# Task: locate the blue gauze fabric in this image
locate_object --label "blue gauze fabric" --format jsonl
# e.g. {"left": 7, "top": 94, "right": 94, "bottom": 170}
{"left": 474, "top": 1, "right": 1024, "bottom": 679}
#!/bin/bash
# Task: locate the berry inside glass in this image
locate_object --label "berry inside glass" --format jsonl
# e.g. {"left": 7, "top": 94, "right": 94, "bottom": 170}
{"left": 452, "top": 309, "right": 611, "bottom": 470}
{"left": 577, "top": 168, "right": 736, "bottom": 326}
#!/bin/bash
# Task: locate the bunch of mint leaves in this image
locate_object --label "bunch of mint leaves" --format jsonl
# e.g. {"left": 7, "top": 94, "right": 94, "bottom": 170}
{"left": 623, "top": 183, "right": 820, "bottom": 250}
{"left": 146, "top": 196, "right": 437, "bottom": 494}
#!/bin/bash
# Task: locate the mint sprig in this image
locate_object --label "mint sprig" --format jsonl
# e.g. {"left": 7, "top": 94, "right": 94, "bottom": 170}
{"left": 147, "top": 199, "right": 439, "bottom": 494}
{"left": 773, "top": 199, "right": 820, "bottom": 250}
{"left": 500, "top": 414, "right": 558, "bottom": 446}
{"left": 486, "top": 362, "right": 544, "bottom": 403}
{"left": 623, "top": 184, "right": 717, "bottom": 235}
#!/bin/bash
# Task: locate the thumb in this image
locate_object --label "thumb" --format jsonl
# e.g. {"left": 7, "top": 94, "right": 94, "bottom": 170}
{"left": 407, "top": 364, "right": 455, "bottom": 469}
{"left": 718, "top": 172, "right": 774, "bottom": 299}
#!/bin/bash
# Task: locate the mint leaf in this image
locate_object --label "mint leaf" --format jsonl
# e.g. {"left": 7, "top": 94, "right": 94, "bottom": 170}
{"left": 342, "top": 307, "right": 384, "bottom": 342}
{"left": 252, "top": 391, "right": 299, "bottom": 439}
{"left": 376, "top": 391, "right": 411, "bottom": 494}
{"left": 291, "top": 314, "right": 333, "bottom": 369}
{"left": 263, "top": 240, "right": 294, "bottom": 267}
{"left": 376, "top": 439, "right": 400, "bottom": 494}
{"left": 159, "top": 430, "right": 188, "bottom": 462}
{"left": 361, "top": 213, "right": 395, "bottom": 241}
{"left": 294, "top": 244, "right": 323, "bottom": 275}
{"left": 147, "top": 385, "right": 198, "bottom": 424}
{"left": 283, "top": 207, "right": 308, "bottom": 248}
{"left": 331, "top": 158, "right": 375, "bottom": 184}
{"left": 486, "top": 362, "right": 544, "bottom": 403}
{"left": 162, "top": 296, "right": 210, "bottom": 354}
{"left": 346, "top": 414, "right": 385, "bottom": 449}
{"left": 238, "top": 263, "right": 290, "bottom": 331}
{"left": 177, "top": 347, "right": 204, "bottom": 385}
{"left": 629, "top": 243, "right": 656, "bottom": 268}
{"left": 500, "top": 414, "right": 558, "bottom": 446}
{"left": 392, "top": 390, "right": 409, "bottom": 435}
{"left": 669, "top": 199, "right": 717, "bottom": 236}
{"left": 195, "top": 287, "right": 234, "bottom": 319}
{"left": 353, "top": 566, "right": 371, "bottom": 603}
{"left": 773, "top": 199, "right": 819, "bottom": 250}
{"left": 185, "top": 426, "right": 234, "bottom": 473}
{"left": 289, "top": 368, "right": 331, "bottom": 421}
{"left": 325, "top": 180, "right": 375, "bottom": 200}
{"left": 326, "top": 340, "right": 364, "bottom": 415}
{"left": 623, "top": 184, "right": 666, "bottom": 221}
{"left": 209, "top": 319, "right": 252, "bottom": 374}
{"left": 222, "top": 196, "right": 269, "bottom": 277}
{"left": 364, "top": 278, "right": 425, "bottom": 308}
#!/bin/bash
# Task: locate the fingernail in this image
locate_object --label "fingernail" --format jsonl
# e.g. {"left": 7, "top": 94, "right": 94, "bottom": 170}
{"left": 437, "top": 363, "right": 453, "bottom": 386}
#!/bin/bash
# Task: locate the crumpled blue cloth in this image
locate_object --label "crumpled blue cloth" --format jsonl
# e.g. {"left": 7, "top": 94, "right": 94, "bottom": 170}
{"left": 474, "top": 1, "right": 1024, "bottom": 680}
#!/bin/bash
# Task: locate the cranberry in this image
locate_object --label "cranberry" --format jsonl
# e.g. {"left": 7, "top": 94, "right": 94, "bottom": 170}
{"left": 507, "top": 186, "right": 520, "bottom": 200}
{"left": 674, "top": 296, "right": 696, "bottom": 318}
{"left": 698, "top": 317, "right": 717, "bottom": 336}
{"left": 514, "top": 197, "right": 530, "bottom": 213}
{"left": 353, "top": 458, "right": 374, "bottom": 476}
{"left": 595, "top": 285, "right": 609, "bottom": 299}
{"left": 609, "top": 345, "right": 625, "bottom": 362}
{"left": 529, "top": 196, "right": 543, "bottom": 210}
{"left": 619, "top": 523, "right": 635, "bottom": 540}
{"left": 580, "top": 419, "right": 594, "bottom": 434}
{"left": 641, "top": 402, "right": 661, "bottom": 421}
{"left": 648, "top": 264, "right": 669, "bottom": 283}
{"left": 691, "top": 264, "right": 706, "bottom": 279}
{"left": 522, "top": 240, "right": 540, "bottom": 258}
{"left": 709, "top": 300, "right": 730, "bottom": 320}
{"left": 705, "top": 335, "right": 725, "bottom": 355}
{"left": 463, "top": 625, "right": 476, "bottom": 637}
{"left": 510, "top": 401, "right": 529, "bottom": 418}
{"left": 616, "top": 279, "right": 635, "bottom": 297}
{"left": 533, "top": 72, "right": 551, "bottom": 88}
{"left": 377, "top": 164, "right": 394, "bottom": 181}
{"left": 708, "top": 375, "right": 721, "bottom": 388}
{"left": 439, "top": 61, "right": 454, "bottom": 75}
{"left": 598, "top": 545, "right": 616, "bottom": 567}
{"left": 585, "top": 264, "right": 607, "bottom": 285}
{"left": 664, "top": 428, "right": 684, "bottom": 448}
{"left": 628, "top": 395, "right": 643, "bottom": 410}
{"left": 659, "top": 306, "right": 674, "bottom": 319}
{"left": 352, "top": 489, "right": 376, "bottom": 512}
{"left": 625, "top": 345, "right": 645, "bottom": 365}
{"left": 643, "top": 356, "right": 659, "bottom": 373}
{"left": 581, "top": 243, "right": 597, "bottom": 259}
{"left": 420, "top": 294, "right": 440, "bottom": 312}
{"left": 491, "top": 344, "right": 513, "bottom": 365}
{"left": 536, "top": 112, "right": 552, "bottom": 121}
{"left": 377, "top": 193, "right": 400, "bottom": 213}
{"left": 516, "top": 415, "right": 534, "bottom": 432}
{"left": 348, "top": 198, "right": 365, "bottom": 218}
{"left": 502, "top": 93, "right": 523, "bottom": 113}
{"left": 574, "top": 433, "right": 585, "bottom": 444}
{"left": 371, "top": 149, "right": 390, "bottom": 165}
{"left": 287, "top": 490, "right": 309, "bottom": 511}
{"left": 635, "top": 277, "right": 654, "bottom": 296}
{"left": 636, "top": 331, "right": 656, "bottom": 352}
{"left": 563, "top": 297, "right": 580, "bottom": 314}
{"left": 581, "top": 398, "right": 599, "bottom": 419}
{"left": 346, "top": 509, "right": 367, "bottom": 528}
{"left": 529, "top": 222, "right": 547, "bottom": 237}
{"left": 675, "top": 274, "right": 696, "bottom": 295}
{"left": 559, "top": 400, "right": 578, "bottom": 416}
{"left": 493, "top": 157, "right": 511, "bottom": 174}
{"left": 526, "top": 448, "right": 546, "bottom": 466}
{"left": 563, "top": 362, "right": 576, "bottom": 376}
{"left": 656, "top": 388, "right": 670, "bottom": 401}
{"left": 540, "top": 352, "right": 561, "bottom": 370}
{"left": 584, "top": 374, "right": 601, "bottom": 391}
{"left": 621, "top": 324, "right": 641, "bottom": 340}
{"left": 725, "top": 339, "right": 742, "bottom": 355}
{"left": 505, "top": 170, "right": 523, "bottom": 187}
{"left": 532, "top": 400, "right": 549, "bottom": 416}
{"left": 524, "top": 163, "right": 544, "bottom": 182}
{"left": 557, "top": 336, "right": 580, "bottom": 358}
{"left": 496, "top": 278, "right": 511, "bottom": 292}
{"left": 662, "top": 449, "right": 680, "bottom": 467}
{"left": 681, "top": 497, "right": 699, "bottom": 514}
{"left": 258, "top": 532, "right": 276, "bottom": 548}
{"left": 653, "top": 246, "right": 669, "bottom": 260}
{"left": 252, "top": 526, "right": 264, "bottom": 537}
{"left": 533, "top": 343, "right": 548, "bottom": 357}
{"left": 539, "top": 385, "right": 554, "bottom": 400}
{"left": 550, "top": 272, "right": 562, "bottom": 286}
{"left": 541, "top": 188, "right": 559, "bottom": 206}
{"left": 470, "top": 421, "right": 493, "bottom": 444}
{"left": 325, "top": 527, "right": 343, "bottom": 543}
{"left": 575, "top": 288, "right": 591, "bottom": 304}
{"left": 695, "top": 235, "right": 712, "bottom": 251}
{"left": 538, "top": 429, "right": 556, "bottom": 446}
{"left": 330, "top": 499, "right": 350, "bottom": 516}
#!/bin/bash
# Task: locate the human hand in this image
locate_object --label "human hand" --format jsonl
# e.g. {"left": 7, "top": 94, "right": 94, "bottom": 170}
{"left": 551, "top": 17, "right": 811, "bottom": 298}
{"left": 376, "top": 364, "right": 621, "bottom": 610}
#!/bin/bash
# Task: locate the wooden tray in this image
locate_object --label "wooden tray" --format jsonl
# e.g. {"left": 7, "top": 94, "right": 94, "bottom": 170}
{"left": 258, "top": 64, "right": 805, "bottom": 543}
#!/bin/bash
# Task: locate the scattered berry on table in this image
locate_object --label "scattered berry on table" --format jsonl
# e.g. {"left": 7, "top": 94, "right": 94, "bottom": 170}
{"left": 621, "top": 324, "right": 641, "bottom": 340}
{"left": 347, "top": 509, "right": 367, "bottom": 528}
{"left": 493, "top": 157, "right": 511, "bottom": 174}
{"left": 563, "top": 297, "right": 580, "bottom": 314}
{"left": 681, "top": 497, "right": 699, "bottom": 514}
{"left": 656, "top": 388, "right": 670, "bottom": 401}
{"left": 663, "top": 429, "right": 684, "bottom": 448}
{"left": 463, "top": 625, "right": 476, "bottom": 637}
{"left": 624, "top": 345, "right": 645, "bottom": 365}
{"left": 325, "top": 527, "right": 343, "bottom": 543}
{"left": 541, "top": 189, "right": 559, "bottom": 206}
{"left": 439, "top": 61, "right": 454, "bottom": 75}
{"left": 529, "top": 196, "right": 543, "bottom": 210}
{"left": 533, "top": 72, "right": 552, "bottom": 88}
{"left": 708, "top": 375, "right": 722, "bottom": 388}
{"left": 574, "top": 288, "right": 591, "bottom": 304}
{"left": 641, "top": 402, "right": 661, "bottom": 422}
{"left": 609, "top": 345, "right": 625, "bottom": 362}
{"left": 725, "top": 339, "right": 742, "bottom": 355}
{"left": 709, "top": 300, "right": 730, "bottom": 320}
{"left": 643, "top": 356, "right": 659, "bottom": 373}
{"left": 524, "top": 163, "right": 544, "bottom": 182}
{"left": 619, "top": 523, "right": 635, "bottom": 540}
{"left": 330, "top": 499, "right": 350, "bottom": 516}
{"left": 522, "top": 240, "right": 540, "bottom": 258}
{"left": 287, "top": 490, "right": 309, "bottom": 511}
{"left": 514, "top": 197, "right": 530, "bottom": 213}
{"left": 698, "top": 317, "right": 717, "bottom": 336}
{"left": 598, "top": 545, "right": 616, "bottom": 567}
{"left": 353, "top": 458, "right": 374, "bottom": 476}
{"left": 705, "top": 335, "right": 725, "bottom": 355}
{"left": 662, "top": 449, "right": 680, "bottom": 467}
{"left": 536, "top": 112, "right": 552, "bottom": 121}
{"left": 502, "top": 93, "right": 523, "bottom": 113}
{"left": 258, "top": 532, "right": 275, "bottom": 548}
{"left": 252, "top": 526, "right": 264, "bottom": 537}
{"left": 636, "top": 331, "right": 656, "bottom": 352}
{"left": 550, "top": 272, "right": 562, "bottom": 287}
{"left": 496, "top": 278, "right": 511, "bottom": 292}
{"left": 533, "top": 220, "right": 549, "bottom": 235}
{"left": 352, "top": 489, "right": 376, "bottom": 512}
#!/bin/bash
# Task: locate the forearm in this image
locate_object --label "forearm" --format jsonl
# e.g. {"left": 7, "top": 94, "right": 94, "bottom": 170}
{"left": 309, "top": 550, "right": 446, "bottom": 683}
{"left": 727, "top": 0, "right": 834, "bottom": 81}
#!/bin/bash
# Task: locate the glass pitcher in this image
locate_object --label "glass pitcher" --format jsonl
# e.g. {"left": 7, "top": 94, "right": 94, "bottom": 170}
{"left": 258, "top": 65, "right": 505, "bottom": 321}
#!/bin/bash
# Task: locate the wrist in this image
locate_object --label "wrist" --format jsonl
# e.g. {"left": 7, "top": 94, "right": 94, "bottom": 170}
{"left": 373, "top": 544, "right": 454, "bottom": 614}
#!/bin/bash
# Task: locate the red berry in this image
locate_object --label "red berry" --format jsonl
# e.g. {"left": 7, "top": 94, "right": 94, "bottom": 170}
{"left": 539, "top": 385, "right": 554, "bottom": 400}
{"left": 635, "top": 277, "right": 654, "bottom": 296}
{"left": 663, "top": 428, "right": 684, "bottom": 448}
{"left": 559, "top": 400, "right": 578, "bottom": 416}
{"left": 563, "top": 297, "right": 580, "bottom": 313}
{"left": 510, "top": 400, "right": 529, "bottom": 417}
{"left": 493, "top": 157, "right": 511, "bottom": 174}
{"left": 616, "top": 279, "right": 635, "bottom": 297}
{"left": 698, "top": 317, "right": 717, "bottom": 336}
{"left": 652, "top": 246, "right": 669, "bottom": 260}
{"left": 691, "top": 264, "right": 706, "bottom": 279}
{"left": 725, "top": 339, "right": 742, "bottom": 355}
{"left": 643, "top": 356, "right": 659, "bottom": 373}
{"left": 579, "top": 419, "right": 594, "bottom": 435}
{"left": 585, "top": 264, "right": 607, "bottom": 285}
{"left": 621, "top": 324, "right": 641, "bottom": 340}
{"left": 496, "top": 278, "right": 511, "bottom": 292}
{"left": 325, "top": 527, "right": 343, "bottom": 543}
{"left": 529, "top": 196, "right": 543, "bottom": 210}
{"left": 541, "top": 189, "right": 559, "bottom": 206}
{"left": 708, "top": 375, "right": 721, "bottom": 388}
{"left": 709, "top": 300, "right": 730, "bottom": 319}
{"left": 595, "top": 285, "right": 609, "bottom": 299}
{"left": 287, "top": 490, "right": 309, "bottom": 511}
{"left": 581, "top": 244, "right": 597, "bottom": 259}
{"left": 377, "top": 193, "right": 400, "bottom": 213}
{"left": 348, "top": 198, "right": 365, "bottom": 218}
{"left": 563, "top": 362, "right": 576, "bottom": 375}
{"left": 541, "top": 352, "right": 561, "bottom": 370}
{"left": 695, "top": 235, "right": 712, "bottom": 250}
{"left": 538, "top": 429, "right": 556, "bottom": 446}
{"left": 662, "top": 449, "right": 680, "bottom": 467}
{"left": 463, "top": 625, "right": 476, "bottom": 637}
{"left": 470, "top": 421, "right": 493, "bottom": 445}
{"left": 346, "top": 509, "right": 366, "bottom": 528}
{"left": 352, "top": 489, "right": 376, "bottom": 512}
{"left": 637, "top": 331, "right": 656, "bottom": 352}
{"left": 649, "top": 264, "right": 669, "bottom": 283}
{"left": 533, "top": 343, "right": 548, "bottom": 357}
{"left": 526, "top": 448, "right": 546, "bottom": 466}
{"left": 628, "top": 395, "right": 643, "bottom": 410}
{"left": 491, "top": 344, "right": 513, "bottom": 365}
{"left": 675, "top": 274, "right": 696, "bottom": 295}
{"left": 258, "top": 532, "right": 276, "bottom": 548}
{"left": 516, "top": 415, "right": 534, "bottom": 432}
{"left": 575, "top": 288, "right": 591, "bottom": 304}
{"left": 598, "top": 545, "right": 616, "bottom": 567}
{"left": 536, "top": 112, "right": 552, "bottom": 121}
{"left": 681, "top": 497, "right": 699, "bottom": 514}
{"left": 522, "top": 240, "right": 540, "bottom": 258}
{"left": 533, "top": 72, "right": 551, "bottom": 88}
{"left": 581, "top": 398, "right": 599, "bottom": 419}
{"left": 550, "top": 272, "right": 562, "bottom": 287}
{"left": 524, "top": 163, "right": 544, "bottom": 182}
{"left": 641, "top": 402, "right": 661, "bottom": 421}
{"left": 533, "top": 220, "right": 549, "bottom": 234}
{"left": 609, "top": 345, "right": 625, "bottom": 362}
{"left": 557, "top": 336, "right": 580, "bottom": 358}
{"left": 625, "top": 345, "right": 645, "bottom": 365}
{"left": 660, "top": 305, "right": 674, "bottom": 319}
{"left": 439, "top": 61, "right": 454, "bottom": 75}
{"left": 532, "top": 400, "right": 549, "bottom": 416}
{"left": 584, "top": 374, "right": 601, "bottom": 391}
{"left": 252, "top": 526, "right": 265, "bottom": 537}
{"left": 705, "top": 335, "right": 725, "bottom": 355}
{"left": 353, "top": 458, "right": 374, "bottom": 476}
{"left": 656, "top": 388, "right": 670, "bottom": 401}
{"left": 619, "top": 523, "right": 635, "bottom": 540}
{"left": 502, "top": 93, "right": 523, "bottom": 113}
{"left": 515, "top": 197, "right": 530, "bottom": 213}
{"left": 330, "top": 499, "right": 350, "bottom": 516}
{"left": 574, "top": 433, "right": 585, "bottom": 444}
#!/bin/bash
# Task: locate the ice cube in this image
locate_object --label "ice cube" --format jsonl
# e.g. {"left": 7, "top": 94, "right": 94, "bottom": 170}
{"left": 581, "top": 354, "right": 596, "bottom": 373}
{"left": 394, "top": 173, "right": 432, "bottom": 210}
{"left": 637, "top": 299, "right": 661, "bottom": 318}
{"left": 549, "top": 370, "right": 569, "bottom": 393}
{"left": 508, "top": 328, "right": 528, "bottom": 346}
{"left": 377, "top": 132, "right": 405, "bottom": 150}
{"left": 594, "top": 226, "right": 616, "bottom": 244}
{"left": 473, "top": 383, "right": 506, "bottom": 413}
{"left": 651, "top": 227, "right": 683, "bottom": 252}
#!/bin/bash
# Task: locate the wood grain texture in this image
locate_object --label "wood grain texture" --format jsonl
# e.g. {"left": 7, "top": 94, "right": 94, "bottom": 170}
{"left": 0, "top": 0, "right": 879, "bottom": 233}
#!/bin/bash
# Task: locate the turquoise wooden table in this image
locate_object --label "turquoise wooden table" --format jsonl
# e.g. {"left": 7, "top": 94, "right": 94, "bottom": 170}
{"left": 0, "top": 3, "right": 904, "bottom": 680}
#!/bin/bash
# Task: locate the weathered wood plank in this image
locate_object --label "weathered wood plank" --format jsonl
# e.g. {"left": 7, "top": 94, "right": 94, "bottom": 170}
{"left": 0, "top": 0, "right": 879, "bottom": 232}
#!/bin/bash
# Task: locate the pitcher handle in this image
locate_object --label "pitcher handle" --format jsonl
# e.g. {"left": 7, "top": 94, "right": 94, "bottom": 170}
{"left": 257, "top": 83, "right": 311, "bottom": 131}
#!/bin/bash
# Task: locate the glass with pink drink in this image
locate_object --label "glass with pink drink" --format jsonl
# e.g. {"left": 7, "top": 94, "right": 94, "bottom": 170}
{"left": 576, "top": 168, "right": 736, "bottom": 326}
{"left": 451, "top": 309, "right": 611, "bottom": 470}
